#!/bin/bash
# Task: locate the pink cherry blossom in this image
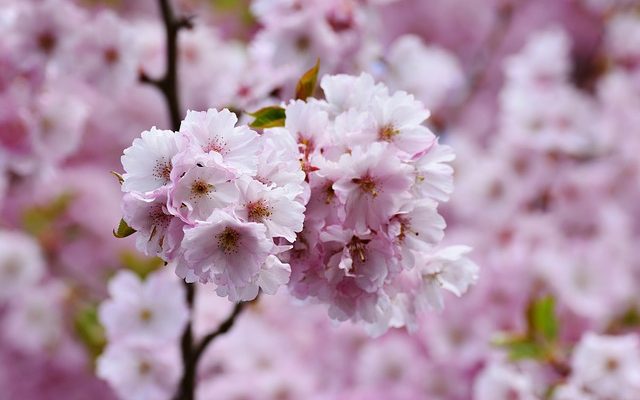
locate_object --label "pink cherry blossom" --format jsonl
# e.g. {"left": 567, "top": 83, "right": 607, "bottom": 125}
{"left": 121, "top": 127, "right": 184, "bottom": 194}
{"left": 97, "top": 343, "right": 181, "bottom": 400}
{"left": 333, "top": 142, "right": 413, "bottom": 234}
{"left": 181, "top": 209, "right": 275, "bottom": 301}
{"left": 416, "top": 246, "right": 480, "bottom": 311}
{"left": 169, "top": 157, "right": 239, "bottom": 223}
{"left": 99, "top": 270, "right": 189, "bottom": 345}
{"left": 474, "top": 362, "right": 539, "bottom": 400}
{"left": 235, "top": 177, "right": 305, "bottom": 242}
{"left": 179, "top": 108, "right": 260, "bottom": 174}
{"left": 122, "top": 188, "right": 186, "bottom": 259}
{"left": 386, "top": 34, "right": 465, "bottom": 112}
{"left": 0, "top": 231, "right": 45, "bottom": 300}
{"left": 567, "top": 333, "right": 640, "bottom": 400}
{"left": 3, "top": 282, "right": 66, "bottom": 354}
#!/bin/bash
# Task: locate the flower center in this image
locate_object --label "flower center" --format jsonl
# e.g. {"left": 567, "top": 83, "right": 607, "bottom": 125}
{"left": 348, "top": 237, "right": 369, "bottom": 263}
{"left": 153, "top": 160, "right": 172, "bottom": 183}
{"left": 605, "top": 357, "right": 619, "bottom": 372}
{"left": 379, "top": 124, "right": 399, "bottom": 142}
{"left": 148, "top": 204, "right": 172, "bottom": 237}
{"left": 352, "top": 176, "right": 378, "bottom": 197}
{"left": 104, "top": 47, "right": 120, "bottom": 65}
{"left": 295, "top": 35, "right": 311, "bottom": 51}
{"left": 37, "top": 31, "right": 57, "bottom": 54}
{"left": 191, "top": 179, "right": 213, "bottom": 197}
{"left": 384, "top": 363, "right": 404, "bottom": 381}
{"left": 398, "top": 217, "right": 420, "bottom": 244}
{"left": 139, "top": 308, "right": 153, "bottom": 323}
{"left": 247, "top": 200, "right": 272, "bottom": 222}
{"left": 324, "top": 183, "right": 335, "bottom": 204}
{"left": 203, "top": 139, "right": 226, "bottom": 154}
{"left": 217, "top": 227, "right": 240, "bottom": 254}
{"left": 40, "top": 117, "right": 55, "bottom": 134}
{"left": 297, "top": 135, "right": 315, "bottom": 158}
{"left": 138, "top": 361, "right": 152, "bottom": 376}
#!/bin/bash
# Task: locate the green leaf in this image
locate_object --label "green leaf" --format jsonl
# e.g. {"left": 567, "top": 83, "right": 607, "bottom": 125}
{"left": 249, "top": 106, "right": 286, "bottom": 128}
{"left": 620, "top": 307, "right": 640, "bottom": 327}
{"left": 119, "top": 250, "right": 164, "bottom": 279}
{"left": 22, "top": 193, "right": 74, "bottom": 236}
{"left": 528, "top": 295, "right": 558, "bottom": 342}
{"left": 494, "top": 335, "right": 546, "bottom": 361}
{"left": 608, "top": 307, "right": 640, "bottom": 333}
{"left": 493, "top": 296, "right": 562, "bottom": 363}
{"left": 74, "top": 304, "right": 106, "bottom": 362}
{"left": 506, "top": 339, "right": 546, "bottom": 360}
{"left": 113, "top": 218, "right": 136, "bottom": 238}
{"left": 295, "top": 59, "right": 320, "bottom": 100}
{"left": 212, "top": 0, "right": 239, "bottom": 10}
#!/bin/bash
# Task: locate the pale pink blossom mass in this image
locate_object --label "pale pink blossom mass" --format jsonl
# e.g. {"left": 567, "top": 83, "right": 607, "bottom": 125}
{"left": 1, "top": 0, "right": 639, "bottom": 399}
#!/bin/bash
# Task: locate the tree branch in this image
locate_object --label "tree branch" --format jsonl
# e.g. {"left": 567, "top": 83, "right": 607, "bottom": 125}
{"left": 140, "top": 0, "right": 192, "bottom": 132}
{"left": 140, "top": 2, "right": 252, "bottom": 399}
{"left": 440, "top": 1, "right": 522, "bottom": 131}
{"left": 175, "top": 282, "right": 196, "bottom": 400}
{"left": 193, "top": 300, "right": 249, "bottom": 363}
{"left": 173, "top": 298, "right": 253, "bottom": 400}
{"left": 137, "top": 1, "right": 200, "bottom": 400}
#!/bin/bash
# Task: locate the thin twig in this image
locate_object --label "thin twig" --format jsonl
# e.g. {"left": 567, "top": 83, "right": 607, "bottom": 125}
{"left": 193, "top": 301, "right": 249, "bottom": 363}
{"left": 441, "top": 2, "right": 522, "bottom": 131}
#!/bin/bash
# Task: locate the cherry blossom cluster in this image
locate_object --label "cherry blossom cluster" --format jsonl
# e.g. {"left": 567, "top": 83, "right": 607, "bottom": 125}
{"left": 442, "top": 11, "right": 640, "bottom": 398}
{"left": 473, "top": 333, "right": 640, "bottom": 400}
{"left": 118, "top": 72, "right": 477, "bottom": 332}
{"left": 0, "top": 229, "right": 88, "bottom": 372}
{"left": 120, "top": 108, "right": 306, "bottom": 301}
{"left": 0, "top": 0, "right": 142, "bottom": 180}
{"left": 553, "top": 334, "right": 640, "bottom": 400}
{"left": 97, "top": 270, "right": 188, "bottom": 400}
{"left": 270, "top": 73, "right": 478, "bottom": 333}
{"left": 250, "top": 0, "right": 371, "bottom": 77}
{"left": 0, "top": 230, "right": 61, "bottom": 354}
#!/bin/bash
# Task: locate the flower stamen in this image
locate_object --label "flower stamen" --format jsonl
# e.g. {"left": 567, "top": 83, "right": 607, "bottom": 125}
{"left": 379, "top": 124, "right": 399, "bottom": 142}
{"left": 247, "top": 200, "right": 272, "bottom": 222}
{"left": 153, "top": 160, "right": 172, "bottom": 183}
{"left": 190, "top": 179, "right": 213, "bottom": 198}
{"left": 217, "top": 227, "right": 240, "bottom": 254}
{"left": 353, "top": 176, "right": 378, "bottom": 197}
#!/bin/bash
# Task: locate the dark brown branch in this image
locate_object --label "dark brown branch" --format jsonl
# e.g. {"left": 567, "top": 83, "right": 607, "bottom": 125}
{"left": 193, "top": 300, "right": 248, "bottom": 362}
{"left": 173, "top": 298, "right": 253, "bottom": 400}
{"left": 138, "top": 2, "right": 199, "bottom": 400}
{"left": 139, "top": 0, "right": 192, "bottom": 132}
{"left": 174, "top": 282, "right": 196, "bottom": 400}
{"left": 140, "top": 2, "right": 253, "bottom": 399}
